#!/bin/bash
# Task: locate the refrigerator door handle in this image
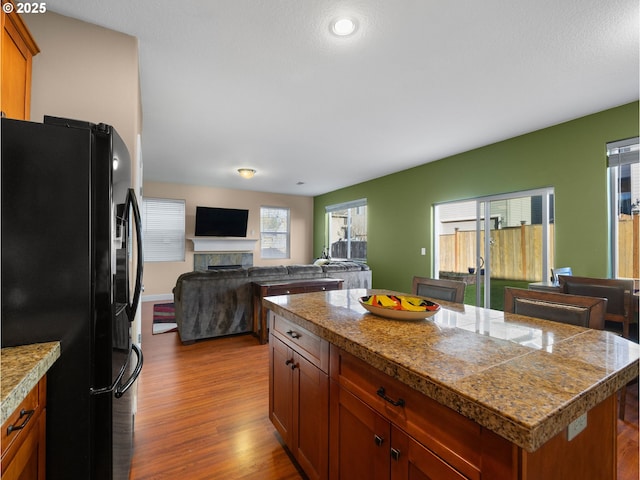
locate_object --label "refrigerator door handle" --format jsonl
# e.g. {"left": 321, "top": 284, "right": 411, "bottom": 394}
{"left": 115, "top": 344, "right": 143, "bottom": 398}
{"left": 124, "top": 188, "right": 144, "bottom": 321}
{"left": 90, "top": 359, "right": 128, "bottom": 396}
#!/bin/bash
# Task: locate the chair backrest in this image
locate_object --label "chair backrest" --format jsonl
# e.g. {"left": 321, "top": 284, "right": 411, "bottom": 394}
{"left": 503, "top": 287, "right": 606, "bottom": 329}
{"left": 558, "top": 275, "right": 635, "bottom": 337}
{"left": 551, "top": 267, "right": 572, "bottom": 283}
{"left": 558, "top": 275, "right": 633, "bottom": 316}
{"left": 412, "top": 276, "right": 466, "bottom": 303}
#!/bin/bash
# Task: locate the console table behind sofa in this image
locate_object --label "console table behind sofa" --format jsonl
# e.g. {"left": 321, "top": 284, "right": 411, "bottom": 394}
{"left": 173, "top": 262, "right": 371, "bottom": 344}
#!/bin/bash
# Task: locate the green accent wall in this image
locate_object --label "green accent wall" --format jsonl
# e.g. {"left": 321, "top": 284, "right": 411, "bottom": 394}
{"left": 313, "top": 102, "right": 639, "bottom": 293}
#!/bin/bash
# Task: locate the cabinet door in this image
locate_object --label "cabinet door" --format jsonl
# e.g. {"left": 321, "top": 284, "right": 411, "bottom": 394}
{"left": 269, "top": 335, "right": 293, "bottom": 445}
{"left": 390, "top": 426, "right": 467, "bottom": 480}
{"left": 1, "top": 409, "right": 46, "bottom": 480}
{"left": 332, "top": 386, "right": 389, "bottom": 480}
{"left": 293, "top": 353, "right": 329, "bottom": 480}
{"left": 1, "top": 6, "right": 38, "bottom": 120}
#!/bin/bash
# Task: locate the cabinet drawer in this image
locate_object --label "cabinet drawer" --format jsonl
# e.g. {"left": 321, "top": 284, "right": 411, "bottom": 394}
{"left": 271, "top": 314, "right": 329, "bottom": 373}
{"left": 1, "top": 376, "right": 45, "bottom": 461}
{"left": 267, "top": 285, "right": 308, "bottom": 295}
{"left": 331, "top": 346, "right": 486, "bottom": 480}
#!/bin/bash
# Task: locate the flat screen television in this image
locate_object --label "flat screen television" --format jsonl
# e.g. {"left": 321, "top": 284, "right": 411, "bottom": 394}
{"left": 194, "top": 206, "right": 249, "bottom": 237}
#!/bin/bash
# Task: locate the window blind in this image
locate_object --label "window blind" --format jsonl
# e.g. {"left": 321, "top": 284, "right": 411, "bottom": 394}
{"left": 607, "top": 137, "right": 639, "bottom": 167}
{"left": 142, "top": 198, "right": 185, "bottom": 262}
{"left": 325, "top": 198, "right": 367, "bottom": 213}
{"left": 260, "top": 206, "right": 290, "bottom": 259}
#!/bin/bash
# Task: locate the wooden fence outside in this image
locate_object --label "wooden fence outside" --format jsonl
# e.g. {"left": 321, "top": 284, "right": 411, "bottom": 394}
{"left": 618, "top": 215, "right": 639, "bottom": 279}
{"left": 441, "top": 217, "right": 640, "bottom": 281}
{"left": 439, "top": 224, "right": 555, "bottom": 282}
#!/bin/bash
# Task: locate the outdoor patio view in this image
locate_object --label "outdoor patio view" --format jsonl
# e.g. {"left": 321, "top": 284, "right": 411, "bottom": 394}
{"left": 437, "top": 193, "right": 554, "bottom": 310}
{"left": 327, "top": 200, "right": 367, "bottom": 261}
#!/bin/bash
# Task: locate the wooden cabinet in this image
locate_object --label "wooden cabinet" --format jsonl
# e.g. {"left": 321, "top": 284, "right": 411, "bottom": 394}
{"left": 1, "top": 0, "right": 39, "bottom": 119}
{"left": 254, "top": 278, "right": 343, "bottom": 344}
{"left": 269, "top": 313, "right": 329, "bottom": 480}
{"left": 1, "top": 376, "right": 47, "bottom": 480}
{"left": 330, "top": 386, "right": 468, "bottom": 480}
{"left": 330, "top": 346, "right": 515, "bottom": 480}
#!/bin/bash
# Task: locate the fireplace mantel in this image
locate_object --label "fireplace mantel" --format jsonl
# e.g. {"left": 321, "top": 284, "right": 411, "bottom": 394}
{"left": 188, "top": 237, "right": 259, "bottom": 252}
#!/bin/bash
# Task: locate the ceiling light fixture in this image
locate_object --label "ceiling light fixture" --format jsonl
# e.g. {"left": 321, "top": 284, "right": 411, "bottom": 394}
{"left": 237, "top": 168, "right": 256, "bottom": 179}
{"left": 332, "top": 17, "right": 357, "bottom": 36}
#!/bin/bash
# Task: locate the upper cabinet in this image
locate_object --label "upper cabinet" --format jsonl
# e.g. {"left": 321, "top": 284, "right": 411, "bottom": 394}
{"left": 1, "top": 0, "right": 39, "bottom": 120}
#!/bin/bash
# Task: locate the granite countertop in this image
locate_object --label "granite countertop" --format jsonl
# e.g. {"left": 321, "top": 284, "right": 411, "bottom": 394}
{"left": 1, "top": 342, "right": 61, "bottom": 425}
{"left": 263, "top": 288, "right": 640, "bottom": 452}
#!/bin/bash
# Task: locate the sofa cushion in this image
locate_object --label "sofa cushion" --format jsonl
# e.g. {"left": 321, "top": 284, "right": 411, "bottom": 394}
{"left": 287, "top": 264, "right": 323, "bottom": 275}
{"left": 248, "top": 265, "right": 289, "bottom": 277}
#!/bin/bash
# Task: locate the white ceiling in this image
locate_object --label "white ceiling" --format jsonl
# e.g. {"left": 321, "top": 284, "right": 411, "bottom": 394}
{"left": 45, "top": 0, "right": 639, "bottom": 196}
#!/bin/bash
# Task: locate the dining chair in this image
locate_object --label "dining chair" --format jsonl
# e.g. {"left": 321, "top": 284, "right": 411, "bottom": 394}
{"left": 550, "top": 266, "right": 572, "bottom": 284}
{"left": 412, "top": 276, "right": 466, "bottom": 303}
{"left": 503, "top": 287, "right": 606, "bottom": 330}
{"left": 557, "top": 275, "right": 634, "bottom": 338}
{"left": 557, "top": 275, "right": 636, "bottom": 420}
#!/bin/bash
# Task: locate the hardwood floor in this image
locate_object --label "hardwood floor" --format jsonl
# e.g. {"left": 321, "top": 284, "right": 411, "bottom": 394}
{"left": 129, "top": 301, "right": 304, "bottom": 480}
{"left": 130, "top": 301, "right": 639, "bottom": 479}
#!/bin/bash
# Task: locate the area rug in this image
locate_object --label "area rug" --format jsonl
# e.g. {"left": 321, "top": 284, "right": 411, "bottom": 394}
{"left": 152, "top": 302, "right": 177, "bottom": 334}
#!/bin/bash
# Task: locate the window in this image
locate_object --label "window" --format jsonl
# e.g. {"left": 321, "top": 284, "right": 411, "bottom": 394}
{"left": 261, "top": 206, "right": 290, "bottom": 259}
{"left": 434, "top": 188, "right": 554, "bottom": 309}
{"left": 326, "top": 199, "right": 367, "bottom": 261}
{"left": 608, "top": 137, "right": 639, "bottom": 278}
{"left": 142, "top": 198, "right": 185, "bottom": 262}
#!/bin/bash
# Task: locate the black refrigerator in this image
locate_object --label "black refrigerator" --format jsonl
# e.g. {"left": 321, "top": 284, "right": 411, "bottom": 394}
{"left": 1, "top": 116, "right": 144, "bottom": 480}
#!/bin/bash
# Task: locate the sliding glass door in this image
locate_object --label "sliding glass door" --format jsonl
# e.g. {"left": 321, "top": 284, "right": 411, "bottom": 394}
{"left": 435, "top": 188, "right": 554, "bottom": 310}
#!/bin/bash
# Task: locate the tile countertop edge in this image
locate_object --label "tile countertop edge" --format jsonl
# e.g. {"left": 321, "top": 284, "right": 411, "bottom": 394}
{"left": 1, "top": 341, "right": 61, "bottom": 425}
{"left": 264, "top": 300, "right": 639, "bottom": 452}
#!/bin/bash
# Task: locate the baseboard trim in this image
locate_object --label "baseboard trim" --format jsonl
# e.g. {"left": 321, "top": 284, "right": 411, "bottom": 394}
{"left": 143, "top": 293, "right": 174, "bottom": 303}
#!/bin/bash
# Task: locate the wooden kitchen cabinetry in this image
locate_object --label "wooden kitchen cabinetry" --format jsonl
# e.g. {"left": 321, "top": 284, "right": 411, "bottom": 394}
{"left": 1, "top": 376, "right": 47, "bottom": 480}
{"left": 330, "top": 346, "right": 513, "bottom": 480}
{"left": 329, "top": 345, "right": 616, "bottom": 480}
{"left": 269, "top": 313, "right": 329, "bottom": 480}
{"left": 1, "top": 0, "right": 40, "bottom": 120}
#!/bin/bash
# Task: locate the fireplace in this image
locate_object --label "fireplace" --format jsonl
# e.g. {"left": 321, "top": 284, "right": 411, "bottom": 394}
{"left": 207, "top": 264, "right": 242, "bottom": 270}
{"left": 194, "top": 252, "right": 253, "bottom": 271}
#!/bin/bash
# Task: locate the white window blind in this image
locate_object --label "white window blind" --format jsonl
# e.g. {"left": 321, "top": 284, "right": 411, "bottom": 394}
{"left": 261, "top": 206, "right": 290, "bottom": 259}
{"left": 142, "top": 198, "right": 185, "bottom": 262}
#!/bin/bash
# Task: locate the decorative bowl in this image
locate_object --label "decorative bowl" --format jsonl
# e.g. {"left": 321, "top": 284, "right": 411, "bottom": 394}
{"left": 358, "top": 295, "right": 440, "bottom": 321}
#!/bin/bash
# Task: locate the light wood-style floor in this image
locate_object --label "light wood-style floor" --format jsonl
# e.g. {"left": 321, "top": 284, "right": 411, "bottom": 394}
{"left": 130, "top": 301, "right": 639, "bottom": 480}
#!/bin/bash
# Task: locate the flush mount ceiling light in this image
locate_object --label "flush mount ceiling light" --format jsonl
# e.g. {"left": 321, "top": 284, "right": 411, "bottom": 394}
{"left": 332, "top": 17, "right": 357, "bottom": 36}
{"left": 237, "top": 168, "right": 256, "bottom": 179}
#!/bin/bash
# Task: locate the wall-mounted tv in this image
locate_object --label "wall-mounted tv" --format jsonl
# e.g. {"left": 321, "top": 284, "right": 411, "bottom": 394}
{"left": 194, "top": 206, "right": 249, "bottom": 237}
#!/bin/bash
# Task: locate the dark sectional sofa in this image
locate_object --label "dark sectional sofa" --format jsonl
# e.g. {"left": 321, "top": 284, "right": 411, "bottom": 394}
{"left": 173, "top": 262, "right": 372, "bottom": 344}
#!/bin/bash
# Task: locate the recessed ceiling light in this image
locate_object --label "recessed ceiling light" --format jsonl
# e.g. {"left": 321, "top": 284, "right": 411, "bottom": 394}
{"left": 332, "top": 17, "right": 357, "bottom": 36}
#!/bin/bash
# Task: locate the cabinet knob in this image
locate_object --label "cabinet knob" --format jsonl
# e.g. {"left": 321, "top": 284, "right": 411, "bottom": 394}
{"left": 391, "top": 448, "right": 401, "bottom": 461}
{"left": 374, "top": 434, "right": 384, "bottom": 447}
{"left": 286, "top": 330, "right": 301, "bottom": 339}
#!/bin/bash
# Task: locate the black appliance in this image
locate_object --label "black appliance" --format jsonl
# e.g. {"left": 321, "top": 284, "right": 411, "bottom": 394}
{"left": 1, "top": 116, "right": 144, "bottom": 479}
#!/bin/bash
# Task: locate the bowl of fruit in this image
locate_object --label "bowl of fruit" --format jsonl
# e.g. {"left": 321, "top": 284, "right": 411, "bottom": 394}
{"left": 358, "top": 294, "right": 440, "bottom": 321}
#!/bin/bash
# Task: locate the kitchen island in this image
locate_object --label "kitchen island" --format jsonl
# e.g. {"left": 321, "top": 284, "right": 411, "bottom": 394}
{"left": 264, "top": 288, "right": 639, "bottom": 480}
{"left": 1, "top": 341, "right": 60, "bottom": 479}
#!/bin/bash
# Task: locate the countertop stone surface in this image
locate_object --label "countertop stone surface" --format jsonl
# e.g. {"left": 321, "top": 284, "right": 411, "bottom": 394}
{"left": 1, "top": 342, "right": 61, "bottom": 425}
{"left": 263, "top": 288, "right": 640, "bottom": 452}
